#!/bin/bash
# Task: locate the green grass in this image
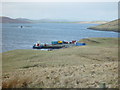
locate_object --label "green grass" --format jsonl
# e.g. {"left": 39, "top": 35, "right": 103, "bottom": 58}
{"left": 2, "top": 38, "right": 119, "bottom": 88}
{"left": 2, "top": 37, "right": 118, "bottom": 72}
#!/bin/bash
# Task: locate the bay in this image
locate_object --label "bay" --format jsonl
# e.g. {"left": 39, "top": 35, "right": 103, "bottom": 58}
{"left": 2, "top": 23, "right": 118, "bottom": 52}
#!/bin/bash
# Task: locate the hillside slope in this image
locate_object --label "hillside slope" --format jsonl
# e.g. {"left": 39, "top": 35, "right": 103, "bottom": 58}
{"left": 2, "top": 38, "right": 118, "bottom": 88}
{"left": 0, "top": 16, "right": 31, "bottom": 23}
{"left": 87, "top": 19, "right": 120, "bottom": 32}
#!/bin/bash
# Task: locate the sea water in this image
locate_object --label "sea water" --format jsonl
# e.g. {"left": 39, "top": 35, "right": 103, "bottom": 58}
{"left": 2, "top": 23, "right": 118, "bottom": 52}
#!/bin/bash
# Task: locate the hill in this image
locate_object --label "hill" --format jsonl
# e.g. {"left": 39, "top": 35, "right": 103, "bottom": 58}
{"left": 2, "top": 38, "right": 118, "bottom": 88}
{"left": 76, "top": 21, "right": 107, "bottom": 24}
{"left": 1, "top": 16, "right": 108, "bottom": 24}
{"left": 0, "top": 17, "right": 71, "bottom": 23}
{"left": 0, "top": 16, "right": 31, "bottom": 23}
{"left": 87, "top": 19, "right": 120, "bottom": 32}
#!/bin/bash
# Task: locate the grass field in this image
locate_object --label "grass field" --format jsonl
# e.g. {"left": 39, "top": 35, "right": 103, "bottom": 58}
{"left": 2, "top": 38, "right": 119, "bottom": 88}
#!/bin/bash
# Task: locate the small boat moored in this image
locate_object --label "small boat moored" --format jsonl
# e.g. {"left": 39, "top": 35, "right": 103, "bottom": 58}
{"left": 33, "top": 44, "right": 65, "bottom": 49}
{"left": 33, "top": 40, "right": 86, "bottom": 49}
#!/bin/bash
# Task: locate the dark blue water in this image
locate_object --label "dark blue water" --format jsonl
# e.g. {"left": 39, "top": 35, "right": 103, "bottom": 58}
{"left": 2, "top": 23, "right": 118, "bottom": 52}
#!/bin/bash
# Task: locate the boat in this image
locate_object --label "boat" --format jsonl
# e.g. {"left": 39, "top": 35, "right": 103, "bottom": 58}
{"left": 33, "top": 40, "right": 86, "bottom": 49}
{"left": 33, "top": 44, "right": 65, "bottom": 49}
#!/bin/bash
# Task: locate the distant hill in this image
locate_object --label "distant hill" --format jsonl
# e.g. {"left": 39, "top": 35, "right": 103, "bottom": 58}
{"left": 15, "top": 18, "right": 33, "bottom": 22}
{"left": 31, "top": 20, "right": 108, "bottom": 24}
{"left": 31, "top": 19, "right": 70, "bottom": 23}
{"left": 76, "top": 21, "right": 108, "bottom": 24}
{"left": 0, "top": 16, "right": 31, "bottom": 23}
{"left": 0, "top": 16, "right": 110, "bottom": 25}
{"left": 0, "top": 17, "right": 71, "bottom": 23}
{"left": 87, "top": 19, "right": 120, "bottom": 32}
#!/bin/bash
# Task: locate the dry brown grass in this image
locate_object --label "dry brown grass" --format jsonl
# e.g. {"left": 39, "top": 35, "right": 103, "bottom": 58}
{"left": 2, "top": 62, "right": 118, "bottom": 88}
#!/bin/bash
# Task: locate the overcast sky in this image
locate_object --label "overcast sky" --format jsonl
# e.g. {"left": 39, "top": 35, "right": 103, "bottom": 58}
{"left": 1, "top": 2, "right": 118, "bottom": 21}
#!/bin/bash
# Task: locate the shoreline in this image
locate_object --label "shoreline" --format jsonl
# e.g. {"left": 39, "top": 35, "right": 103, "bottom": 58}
{"left": 87, "top": 28, "right": 120, "bottom": 33}
{"left": 1, "top": 37, "right": 119, "bottom": 53}
{"left": 87, "top": 19, "right": 120, "bottom": 32}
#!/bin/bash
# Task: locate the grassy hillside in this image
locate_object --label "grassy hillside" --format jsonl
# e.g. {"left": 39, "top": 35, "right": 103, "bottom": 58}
{"left": 87, "top": 19, "right": 120, "bottom": 32}
{"left": 2, "top": 38, "right": 119, "bottom": 88}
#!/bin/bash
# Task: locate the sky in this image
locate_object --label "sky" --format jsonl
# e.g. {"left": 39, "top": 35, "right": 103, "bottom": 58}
{"left": 1, "top": 2, "right": 118, "bottom": 21}
{"left": 1, "top": 0, "right": 119, "bottom": 2}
